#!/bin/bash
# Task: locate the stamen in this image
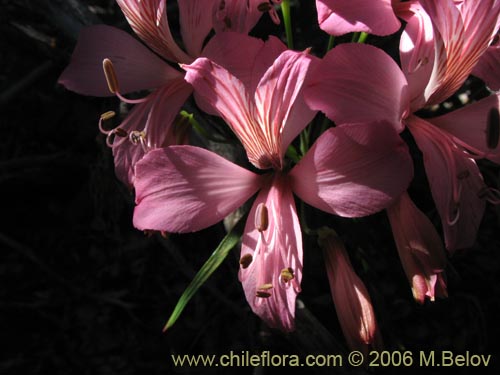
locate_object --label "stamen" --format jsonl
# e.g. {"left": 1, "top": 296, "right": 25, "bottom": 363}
{"left": 160, "top": 231, "right": 169, "bottom": 239}
{"left": 280, "top": 267, "right": 294, "bottom": 282}
{"left": 98, "top": 111, "right": 116, "bottom": 135}
{"left": 239, "top": 254, "right": 253, "bottom": 269}
{"left": 457, "top": 170, "right": 470, "bottom": 180}
{"left": 486, "top": 107, "right": 500, "bottom": 150}
{"left": 447, "top": 202, "right": 460, "bottom": 226}
{"left": 255, "top": 203, "right": 269, "bottom": 232}
{"left": 223, "top": 16, "right": 232, "bottom": 29}
{"left": 102, "top": 58, "right": 120, "bottom": 94}
{"left": 100, "top": 111, "right": 116, "bottom": 121}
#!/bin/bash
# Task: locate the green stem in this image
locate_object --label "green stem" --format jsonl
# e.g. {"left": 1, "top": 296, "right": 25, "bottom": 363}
{"left": 350, "top": 32, "right": 360, "bottom": 42}
{"left": 357, "top": 32, "right": 369, "bottom": 44}
{"left": 180, "top": 110, "right": 231, "bottom": 144}
{"left": 281, "top": 0, "right": 294, "bottom": 49}
{"left": 326, "top": 35, "right": 335, "bottom": 52}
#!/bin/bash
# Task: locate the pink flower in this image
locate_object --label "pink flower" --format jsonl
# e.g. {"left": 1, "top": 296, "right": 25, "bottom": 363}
{"left": 315, "top": 0, "right": 401, "bottom": 36}
{"left": 398, "top": 0, "right": 500, "bottom": 250}
{"left": 319, "top": 229, "right": 381, "bottom": 354}
{"left": 387, "top": 192, "right": 448, "bottom": 304}
{"left": 133, "top": 40, "right": 413, "bottom": 331}
{"left": 58, "top": 0, "right": 264, "bottom": 187}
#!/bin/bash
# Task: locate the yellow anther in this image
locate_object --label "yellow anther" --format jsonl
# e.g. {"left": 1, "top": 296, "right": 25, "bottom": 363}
{"left": 102, "top": 58, "right": 120, "bottom": 94}
{"left": 239, "top": 254, "right": 253, "bottom": 269}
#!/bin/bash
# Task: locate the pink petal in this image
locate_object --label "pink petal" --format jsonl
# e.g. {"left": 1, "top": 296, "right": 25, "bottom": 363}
{"left": 397, "top": 2, "right": 436, "bottom": 112}
{"left": 116, "top": 0, "right": 192, "bottom": 63}
{"left": 213, "top": 0, "right": 263, "bottom": 34}
{"left": 316, "top": 0, "right": 400, "bottom": 36}
{"left": 239, "top": 175, "right": 303, "bottom": 332}
{"left": 420, "top": 0, "right": 500, "bottom": 104}
{"left": 195, "top": 32, "right": 274, "bottom": 116}
{"left": 290, "top": 122, "right": 413, "bottom": 217}
{"left": 387, "top": 192, "right": 447, "bottom": 304}
{"left": 182, "top": 58, "right": 259, "bottom": 162}
{"left": 304, "top": 43, "right": 409, "bottom": 132}
{"left": 430, "top": 94, "right": 500, "bottom": 165}
{"left": 472, "top": 44, "right": 500, "bottom": 91}
{"left": 178, "top": 0, "right": 218, "bottom": 57}
{"left": 408, "top": 116, "right": 486, "bottom": 251}
{"left": 254, "top": 50, "right": 317, "bottom": 160}
{"left": 58, "top": 25, "right": 181, "bottom": 96}
{"left": 133, "top": 146, "right": 263, "bottom": 232}
{"left": 112, "top": 79, "right": 193, "bottom": 187}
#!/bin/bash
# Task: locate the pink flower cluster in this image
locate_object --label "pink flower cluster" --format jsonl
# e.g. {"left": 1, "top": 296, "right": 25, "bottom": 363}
{"left": 59, "top": 0, "right": 500, "bottom": 353}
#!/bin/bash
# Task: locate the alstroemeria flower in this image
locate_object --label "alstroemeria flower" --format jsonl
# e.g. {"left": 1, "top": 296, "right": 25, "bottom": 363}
{"left": 315, "top": 0, "right": 401, "bottom": 36}
{"left": 387, "top": 192, "right": 448, "bottom": 304}
{"left": 319, "top": 229, "right": 381, "bottom": 354}
{"left": 397, "top": 0, "right": 500, "bottom": 250}
{"left": 58, "top": 0, "right": 265, "bottom": 187}
{"left": 133, "top": 45, "right": 413, "bottom": 331}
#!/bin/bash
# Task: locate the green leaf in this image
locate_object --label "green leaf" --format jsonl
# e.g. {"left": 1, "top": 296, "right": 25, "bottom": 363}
{"left": 163, "top": 215, "right": 246, "bottom": 331}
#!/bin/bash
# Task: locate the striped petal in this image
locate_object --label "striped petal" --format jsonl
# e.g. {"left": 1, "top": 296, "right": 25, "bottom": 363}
{"left": 116, "top": 0, "right": 192, "bottom": 63}
{"left": 420, "top": 0, "right": 500, "bottom": 105}
{"left": 408, "top": 115, "right": 486, "bottom": 251}
{"left": 239, "top": 174, "right": 303, "bottom": 332}
{"left": 430, "top": 94, "right": 500, "bottom": 165}
{"left": 179, "top": 0, "right": 218, "bottom": 57}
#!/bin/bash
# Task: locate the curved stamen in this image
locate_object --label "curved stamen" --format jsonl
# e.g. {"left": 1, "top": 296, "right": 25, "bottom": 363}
{"left": 447, "top": 202, "right": 461, "bottom": 226}
{"left": 102, "top": 58, "right": 149, "bottom": 105}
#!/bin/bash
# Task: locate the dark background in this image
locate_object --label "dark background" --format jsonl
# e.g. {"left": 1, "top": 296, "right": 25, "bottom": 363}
{"left": 1, "top": 1, "right": 499, "bottom": 374}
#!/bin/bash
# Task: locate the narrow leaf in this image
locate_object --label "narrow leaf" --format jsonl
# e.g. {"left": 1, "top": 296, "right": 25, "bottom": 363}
{"left": 163, "top": 214, "right": 246, "bottom": 331}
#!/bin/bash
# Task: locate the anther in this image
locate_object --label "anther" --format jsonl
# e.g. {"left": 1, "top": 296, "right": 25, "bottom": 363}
{"left": 102, "top": 58, "right": 120, "bottom": 94}
{"left": 100, "top": 111, "right": 116, "bottom": 121}
{"left": 256, "top": 290, "right": 272, "bottom": 298}
{"left": 257, "top": 2, "right": 272, "bottom": 11}
{"left": 255, "top": 203, "right": 269, "bottom": 232}
{"left": 457, "top": 170, "right": 470, "bottom": 180}
{"left": 129, "top": 130, "right": 146, "bottom": 145}
{"left": 160, "top": 231, "right": 169, "bottom": 239}
{"left": 486, "top": 107, "right": 500, "bottom": 150}
{"left": 239, "top": 254, "right": 253, "bottom": 269}
{"left": 113, "top": 128, "right": 128, "bottom": 138}
{"left": 280, "top": 268, "right": 294, "bottom": 282}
